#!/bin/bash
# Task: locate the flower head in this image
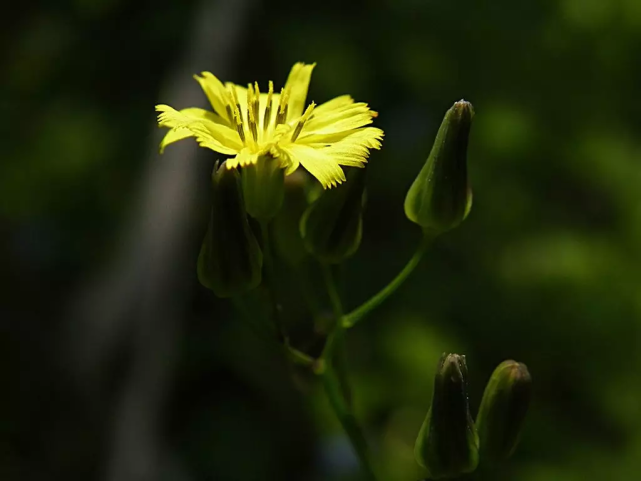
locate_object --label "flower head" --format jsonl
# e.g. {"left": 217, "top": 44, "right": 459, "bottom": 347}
{"left": 156, "top": 63, "right": 384, "bottom": 189}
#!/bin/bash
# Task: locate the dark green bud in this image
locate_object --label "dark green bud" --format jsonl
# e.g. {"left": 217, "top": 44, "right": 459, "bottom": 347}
{"left": 198, "top": 162, "right": 262, "bottom": 297}
{"left": 404, "top": 100, "right": 474, "bottom": 234}
{"left": 415, "top": 353, "right": 479, "bottom": 479}
{"left": 271, "top": 172, "right": 311, "bottom": 266}
{"left": 241, "top": 154, "right": 285, "bottom": 222}
{"left": 476, "top": 360, "right": 532, "bottom": 465}
{"left": 299, "top": 167, "right": 366, "bottom": 264}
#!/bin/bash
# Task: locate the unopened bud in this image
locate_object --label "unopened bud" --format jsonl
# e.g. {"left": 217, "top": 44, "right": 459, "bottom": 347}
{"left": 299, "top": 167, "right": 366, "bottom": 264}
{"left": 198, "top": 162, "right": 263, "bottom": 297}
{"left": 476, "top": 360, "right": 532, "bottom": 465}
{"left": 241, "top": 154, "right": 285, "bottom": 222}
{"left": 415, "top": 353, "right": 479, "bottom": 479}
{"left": 404, "top": 100, "right": 474, "bottom": 235}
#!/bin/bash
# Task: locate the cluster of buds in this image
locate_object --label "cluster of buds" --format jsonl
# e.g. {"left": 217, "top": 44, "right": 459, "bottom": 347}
{"left": 197, "top": 155, "right": 368, "bottom": 297}
{"left": 198, "top": 98, "right": 477, "bottom": 296}
{"left": 415, "top": 354, "right": 532, "bottom": 479}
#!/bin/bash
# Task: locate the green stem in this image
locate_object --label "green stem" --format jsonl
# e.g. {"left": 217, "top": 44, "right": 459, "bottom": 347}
{"left": 342, "top": 232, "right": 434, "bottom": 328}
{"left": 258, "top": 222, "right": 315, "bottom": 368}
{"left": 260, "top": 222, "right": 286, "bottom": 340}
{"left": 322, "top": 367, "right": 377, "bottom": 481}
{"left": 320, "top": 263, "right": 377, "bottom": 480}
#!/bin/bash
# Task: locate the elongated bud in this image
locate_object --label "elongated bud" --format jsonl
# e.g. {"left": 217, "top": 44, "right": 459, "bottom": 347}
{"left": 242, "top": 154, "right": 285, "bottom": 222}
{"left": 198, "top": 162, "right": 263, "bottom": 297}
{"left": 415, "top": 353, "right": 479, "bottom": 479}
{"left": 476, "top": 360, "right": 532, "bottom": 465}
{"left": 299, "top": 167, "right": 366, "bottom": 264}
{"left": 404, "top": 100, "right": 474, "bottom": 234}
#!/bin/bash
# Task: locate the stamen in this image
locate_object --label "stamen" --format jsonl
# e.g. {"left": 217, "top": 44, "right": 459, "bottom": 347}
{"left": 275, "top": 87, "right": 290, "bottom": 126}
{"left": 263, "top": 80, "right": 274, "bottom": 132}
{"left": 228, "top": 86, "right": 245, "bottom": 143}
{"left": 229, "top": 86, "right": 243, "bottom": 122}
{"left": 246, "top": 84, "right": 258, "bottom": 142}
{"left": 291, "top": 102, "right": 316, "bottom": 142}
{"left": 253, "top": 81, "right": 260, "bottom": 123}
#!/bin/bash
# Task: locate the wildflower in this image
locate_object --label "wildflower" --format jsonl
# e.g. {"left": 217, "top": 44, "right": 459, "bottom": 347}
{"left": 156, "top": 63, "right": 383, "bottom": 189}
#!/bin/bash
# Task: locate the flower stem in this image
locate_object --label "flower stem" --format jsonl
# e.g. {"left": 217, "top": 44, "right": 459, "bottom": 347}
{"left": 320, "top": 264, "right": 377, "bottom": 481}
{"left": 342, "top": 231, "right": 435, "bottom": 328}
{"left": 260, "top": 221, "right": 286, "bottom": 340}
{"left": 259, "top": 221, "right": 315, "bottom": 368}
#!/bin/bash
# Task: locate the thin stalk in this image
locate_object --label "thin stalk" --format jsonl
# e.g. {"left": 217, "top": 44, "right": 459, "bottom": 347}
{"left": 320, "top": 263, "right": 377, "bottom": 480}
{"left": 260, "top": 221, "right": 286, "bottom": 340}
{"left": 342, "top": 232, "right": 434, "bottom": 328}
{"left": 258, "top": 221, "right": 315, "bottom": 368}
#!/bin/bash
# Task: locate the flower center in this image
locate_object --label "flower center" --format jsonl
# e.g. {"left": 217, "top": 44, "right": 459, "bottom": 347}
{"left": 225, "top": 80, "right": 316, "bottom": 148}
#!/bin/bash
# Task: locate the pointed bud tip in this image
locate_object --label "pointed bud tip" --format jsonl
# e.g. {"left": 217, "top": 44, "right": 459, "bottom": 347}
{"left": 450, "top": 100, "right": 475, "bottom": 122}
{"left": 498, "top": 360, "right": 531, "bottom": 383}
{"left": 439, "top": 353, "right": 467, "bottom": 380}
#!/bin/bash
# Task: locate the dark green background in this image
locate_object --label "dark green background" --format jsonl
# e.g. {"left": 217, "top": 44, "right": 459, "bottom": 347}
{"left": 2, "top": 0, "right": 641, "bottom": 480}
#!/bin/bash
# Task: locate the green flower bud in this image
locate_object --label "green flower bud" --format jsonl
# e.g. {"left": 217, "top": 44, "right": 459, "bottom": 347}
{"left": 415, "top": 353, "right": 479, "bottom": 479}
{"left": 241, "top": 154, "right": 285, "bottom": 222}
{"left": 476, "top": 360, "right": 532, "bottom": 465}
{"left": 404, "top": 100, "right": 474, "bottom": 234}
{"left": 271, "top": 171, "right": 310, "bottom": 266}
{"left": 198, "top": 162, "right": 263, "bottom": 297}
{"left": 299, "top": 167, "right": 366, "bottom": 264}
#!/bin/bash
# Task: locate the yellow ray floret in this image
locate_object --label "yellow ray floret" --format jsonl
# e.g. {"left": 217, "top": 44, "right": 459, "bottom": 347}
{"left": 155, "top": 62, "right": 384, "bottom": 188}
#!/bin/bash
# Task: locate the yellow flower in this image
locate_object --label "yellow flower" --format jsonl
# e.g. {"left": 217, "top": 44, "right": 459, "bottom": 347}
{"left": 155, "top": 63, "right": 384, "bottom": 189}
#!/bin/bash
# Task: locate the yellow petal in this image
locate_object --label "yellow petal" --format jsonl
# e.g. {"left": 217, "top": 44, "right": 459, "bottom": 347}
{"left": 158, "top": 107, "right": 229, "bottom": 152}
{"left": 302, "top": 102, "right": 375, "bottom": 136}
{"left": 270, "top": 145, "right": 299, "bottom": 175}
{"left": 298, "top": 126, "right": 383, "bottom": 149}
{"left": 284, "top": 63, "right": 316, "bottom": 121}
{"left": 194, "top": 72, "right": 232, "bottom": 123}
{"left": 313, "top": 95, "right": 354, "bottom": 116}
{"left": 226, "top": 148, "right": 259, "bottom": 169}
{"left": 323, "top": 127, "right": 384, "bottom": 167}
{"left": 159, "top": 107, "right": 211, "bottom": 153}
{"left": 278, "top": 143, "right": 346, "bottom": 189}
{"left": 156, "top": 104, "right": 242, "bottom": 155}
{"left": 159, "top": 128, "right": 193, "bottom": 154}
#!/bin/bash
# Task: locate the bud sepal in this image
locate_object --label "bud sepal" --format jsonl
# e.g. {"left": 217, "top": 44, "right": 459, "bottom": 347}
{"left": 299, "top": 167, "right": 366, "bottom": 264}
{"left": 198, "top": 162, "right": 263, "bottom": 297}
{"left": 476, "top": 360, "right": 532, "bottom": 465}
{"left": 415, "top": 353, "right": 479, "bottom": 479}
{"left": 404, "top": 100, "right": 474, "bottom": 235}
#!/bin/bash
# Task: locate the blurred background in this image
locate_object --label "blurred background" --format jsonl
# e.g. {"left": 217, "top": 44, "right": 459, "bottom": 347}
{"left": 2, "top": 0, "right": 641, "bottom": 480}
